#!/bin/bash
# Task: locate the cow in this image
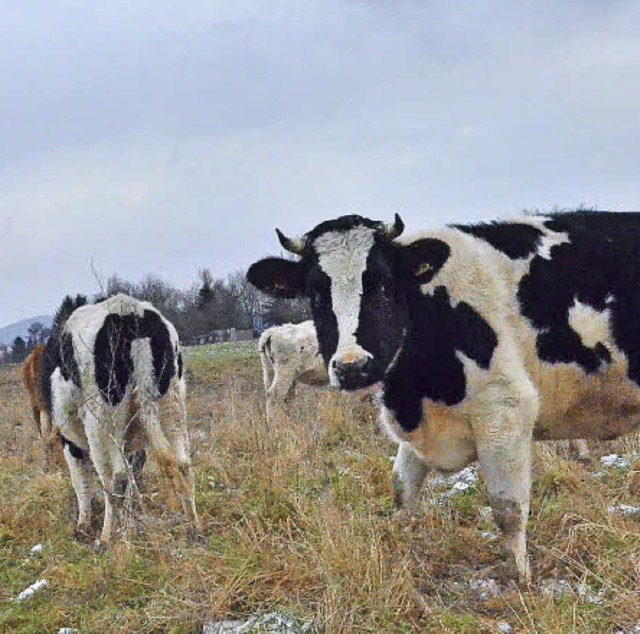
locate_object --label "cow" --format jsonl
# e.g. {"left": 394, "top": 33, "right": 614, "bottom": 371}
{"left": 259, "top": 321, "right": 327, "bottom": 419}
{"left": 247, "top": 210, "right": 640, "bottom": 584}
{"left": 22, "top": 345, "right": 52, "bottom": 440}
{"left": 40, "top": 293, "right": 199, "bottom": 545}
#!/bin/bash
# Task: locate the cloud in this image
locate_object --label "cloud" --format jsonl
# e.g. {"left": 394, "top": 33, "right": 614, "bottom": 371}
{"left": 1, "top": 0, "right": 640, "bottom": 324}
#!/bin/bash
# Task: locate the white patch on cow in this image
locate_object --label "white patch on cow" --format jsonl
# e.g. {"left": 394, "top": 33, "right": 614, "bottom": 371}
{"left": 529, "top": 217, "right": 570, "bottom": 260}
{"left": 314, "top": 226, "right": 376, "bottom": 383}
{"left": 568, "top": 299, "right": 612, "bottom": 350}
{"left": 50, "top": 368, "right": 86, "bottom": 449}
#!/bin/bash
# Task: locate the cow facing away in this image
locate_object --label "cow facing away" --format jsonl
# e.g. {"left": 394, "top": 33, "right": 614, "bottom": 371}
{"left": 22, "top": 345, "right": 52, "bottom": 440}
{"left": 259, "top": 321, "right": 327, "bottom": 418}
{"left": 248, "top": 210, "right": 640, "bottom": 584}
{"left": 40, "top": 293, "right": 199, "bottom": 544}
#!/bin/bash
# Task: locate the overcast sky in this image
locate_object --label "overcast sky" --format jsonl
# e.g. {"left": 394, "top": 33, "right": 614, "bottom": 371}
{"left": 1, "top": 0, "right": 639, "bottom": 326}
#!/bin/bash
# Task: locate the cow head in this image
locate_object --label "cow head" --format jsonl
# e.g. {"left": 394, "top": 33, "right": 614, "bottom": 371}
{"left": 248, "top": 214, "right": 450, "bottom": 390}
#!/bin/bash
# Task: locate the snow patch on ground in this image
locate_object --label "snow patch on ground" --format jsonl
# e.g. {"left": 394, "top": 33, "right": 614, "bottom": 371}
{"left": 600, "top": 454, "right": 632, "bottom": 469}
{"left": 16, "top": 579, "right": 48, "bottom": 602}
{"left": 430, "top": 466, "right": 479, "bottom": 505}
{"left": 203, "top": 612, "right": 313, "bottom": 633}
{"left": 608, "top": 504, "right": 640, "bottom": 517}
{"left": 540, "top": 578, "right": 605, "bottom": 604}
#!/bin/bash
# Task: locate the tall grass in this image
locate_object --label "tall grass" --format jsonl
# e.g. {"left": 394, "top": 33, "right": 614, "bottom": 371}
{"left": 0, "top": 343, "right": 638, "bottom": 632}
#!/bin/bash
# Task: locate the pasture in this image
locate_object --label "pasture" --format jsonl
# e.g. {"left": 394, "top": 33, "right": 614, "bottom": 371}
{"left": 1, "top": 341, "right": 639, "bottom": 633}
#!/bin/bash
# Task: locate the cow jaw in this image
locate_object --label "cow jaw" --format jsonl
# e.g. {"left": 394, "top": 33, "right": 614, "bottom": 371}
{"left": 314, "top": 226, "right": 378, "bottom": 389}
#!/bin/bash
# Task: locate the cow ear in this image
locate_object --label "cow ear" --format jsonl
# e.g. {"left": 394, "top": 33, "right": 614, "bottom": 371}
{"left": 247, "top": 257, "right": 305, "bottom": 298}
{"left": 399, "top": 238, "right": 451, "bottom": 283}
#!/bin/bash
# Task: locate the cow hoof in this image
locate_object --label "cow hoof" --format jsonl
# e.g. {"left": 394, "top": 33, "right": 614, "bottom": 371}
{"left": 73, "top": 523, "right": 93, "bottom": 543}
{"left": 503, "top": 552, "right": 531, "bottom": 587}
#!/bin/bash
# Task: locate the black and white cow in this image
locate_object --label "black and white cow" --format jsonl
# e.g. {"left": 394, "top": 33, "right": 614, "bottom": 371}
{"left": 248, "top": 210, "right": 640, "bottom": 583}
{"left": 40, "top": 293, "right": 199, "bottom": 544}
{"left": 259, "top": 321, "right": 327, "bottom": 420}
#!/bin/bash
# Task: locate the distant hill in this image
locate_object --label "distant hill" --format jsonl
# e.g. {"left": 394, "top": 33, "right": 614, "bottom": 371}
{"left": 0, "top": 315, "right": 53, "bottom": 347}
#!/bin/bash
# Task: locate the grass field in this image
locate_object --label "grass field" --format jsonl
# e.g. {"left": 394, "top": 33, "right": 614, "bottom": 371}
{"left": 1, "top": 341, "right": 639, "bottom": 633}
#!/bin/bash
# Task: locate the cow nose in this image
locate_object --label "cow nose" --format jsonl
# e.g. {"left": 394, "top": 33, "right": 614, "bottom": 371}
{"left": 332, "top": 357, "right": 375, "bottom": 390}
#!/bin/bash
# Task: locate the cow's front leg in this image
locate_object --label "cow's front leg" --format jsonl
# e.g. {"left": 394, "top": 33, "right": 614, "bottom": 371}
{"left": 392, "top": 442, "right": 429, "bottom": 513}
{"left": 472, "top": 389, "right": 538, "bottom": 585}
{"left": 477, "top": 435, "right": 533, "bottom": 584}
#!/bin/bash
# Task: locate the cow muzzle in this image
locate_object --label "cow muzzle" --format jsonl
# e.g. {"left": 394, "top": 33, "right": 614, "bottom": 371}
{"left": 330, "top": 351, "right": 377, "bottom": 391}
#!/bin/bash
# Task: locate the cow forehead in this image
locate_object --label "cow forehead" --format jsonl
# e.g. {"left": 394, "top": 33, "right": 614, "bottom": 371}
{"left": 313, "top": 226, "right": 377, "bottom": 281}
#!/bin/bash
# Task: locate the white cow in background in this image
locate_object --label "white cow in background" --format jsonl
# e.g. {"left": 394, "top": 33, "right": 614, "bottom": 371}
{"left": 259, "top": 321, "right": 327, "bottom": 420}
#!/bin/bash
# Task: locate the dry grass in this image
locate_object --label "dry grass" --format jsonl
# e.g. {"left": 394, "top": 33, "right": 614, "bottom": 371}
{"left": 0, "top": 342, "right": 639, "bottom": 633}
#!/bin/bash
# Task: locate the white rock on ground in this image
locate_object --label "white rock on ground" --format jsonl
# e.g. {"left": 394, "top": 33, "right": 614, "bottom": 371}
{"left": 608, "top": 504, "right": 640, "bottom": 517}
{"left": 540, "top": 578, "right": 572, "bottom": 597}
{"left": 431, "top": 466, "right": 479, "bottom": 505}
{"left": 30, "top": 544, "right": 44, "bottom": 556}
{"left": 16, "top": 579, "right": 48, "bottom": 602}
{"left": 614, "top": 625, "right": 640, "bottom": 634}
{"left": 577, "top": 582, "right": 605, "bottom": 605}
{"left": 203, "top": 612, "right": 313, "bottom": 634}
{"left": 468, "top": 577, "right": 501, "bottom": 601}
{"left": 496, "top": 622, "right": 514, "bottom": 634}
{"left": 600, "top": 454, "right": 632, "bottom": 469}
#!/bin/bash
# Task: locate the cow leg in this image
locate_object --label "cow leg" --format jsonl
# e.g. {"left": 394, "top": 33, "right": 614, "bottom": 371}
{"left": 479, "top": 441, "right": 533, "bottom": 584}
{"left": 39, "top": 409, "right": 52, "bottom": 438}
{"left": 83, "top": 406, "right": 129, "bottom": 546}
{"left": 142, "top": 386, "right": 201, "bottom": 533}
{"left": 476, "top": 436, "right": 533, "bottom": 584}
{"left": 30, "top": 405, "right": 43, "bottom": 437}
{"left": 570, "top": 439, "right": 590, "bottom": 463}
{"left": 473, "top": 387, "right": 538, "bottom": 585}
{"left": 265, "top": 371, "right": 296, "bottom": 425}
{"left": 40, "top": 411, "right": 61, "bottom": 468}
{"left": 62, "top": 441, "right": 93, "bottom": 539}
{"left": 392, "top": 442, "right": 429, "bottom": 513}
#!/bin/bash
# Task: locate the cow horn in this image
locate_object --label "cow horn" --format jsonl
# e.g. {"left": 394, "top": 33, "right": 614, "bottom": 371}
{"left": 382, "top": 213, "right": 405, "bottom": 239}
{"left": 276, "top": 228, "right": 306, "bottom": 255}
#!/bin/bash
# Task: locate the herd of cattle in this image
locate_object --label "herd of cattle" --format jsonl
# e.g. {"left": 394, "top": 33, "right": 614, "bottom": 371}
{"left": 17, "top": 209, "right": 640, "bottom": 585}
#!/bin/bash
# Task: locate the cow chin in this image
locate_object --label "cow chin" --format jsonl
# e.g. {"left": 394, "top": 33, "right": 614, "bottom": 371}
{"left": 329, "top": 350, "right": 381, "bottom": 391}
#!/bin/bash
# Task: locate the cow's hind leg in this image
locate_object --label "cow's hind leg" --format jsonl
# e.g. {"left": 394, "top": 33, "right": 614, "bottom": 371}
{"left": 62, "top": 438, "right": 94, "bottom": 540}
{"left": 141, "top": 385, "right": 200, "bottom": 534}
{"left": 392, "top": 442, "right": 429, "bottom": 513}
{"left": 83, "top": 405, "right": 129, "bottom": 546}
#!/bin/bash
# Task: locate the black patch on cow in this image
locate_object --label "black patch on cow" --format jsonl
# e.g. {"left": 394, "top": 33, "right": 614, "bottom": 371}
{"left": 40, "top": 296, "right": 87, "bottom": 415}
{"left": 305, "top": 214, "right": 384, "bottom": 243}
{"left": 517, "top": 211, "right": 640, "bottom": 381}
{"left": 60, "top": 435, "right": 87, "bottom": 461}
{"left": 451, "top": 221, "right": 544, "bottom": 259}
{"left": 59, "top": 331, "right": 81, "bottom": 386}
{"left": 94, "top": 310, "right": 176, "bottom": 405}
{"left": 40, "top": 332, "right": 81, "bottom": 414}
{"left": 247, "top": 257, "right": 306, "bottom": 298}
{"left": 352, "top": 241, "right": 409, "bottom": 380}
{"left": 177, "top": 351, "right": 184, "bottom": 379}
{"left": 383, "top": 285, "right": 498, "bottom": 431}
{"left": 400, "top": 238, "right": 451, "bottom": 284}
{"left": 307, "top": 267, "right": 339, "bottom": 366}
{"left": 594, "top": 342, "right": 612, "bottom": 364}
